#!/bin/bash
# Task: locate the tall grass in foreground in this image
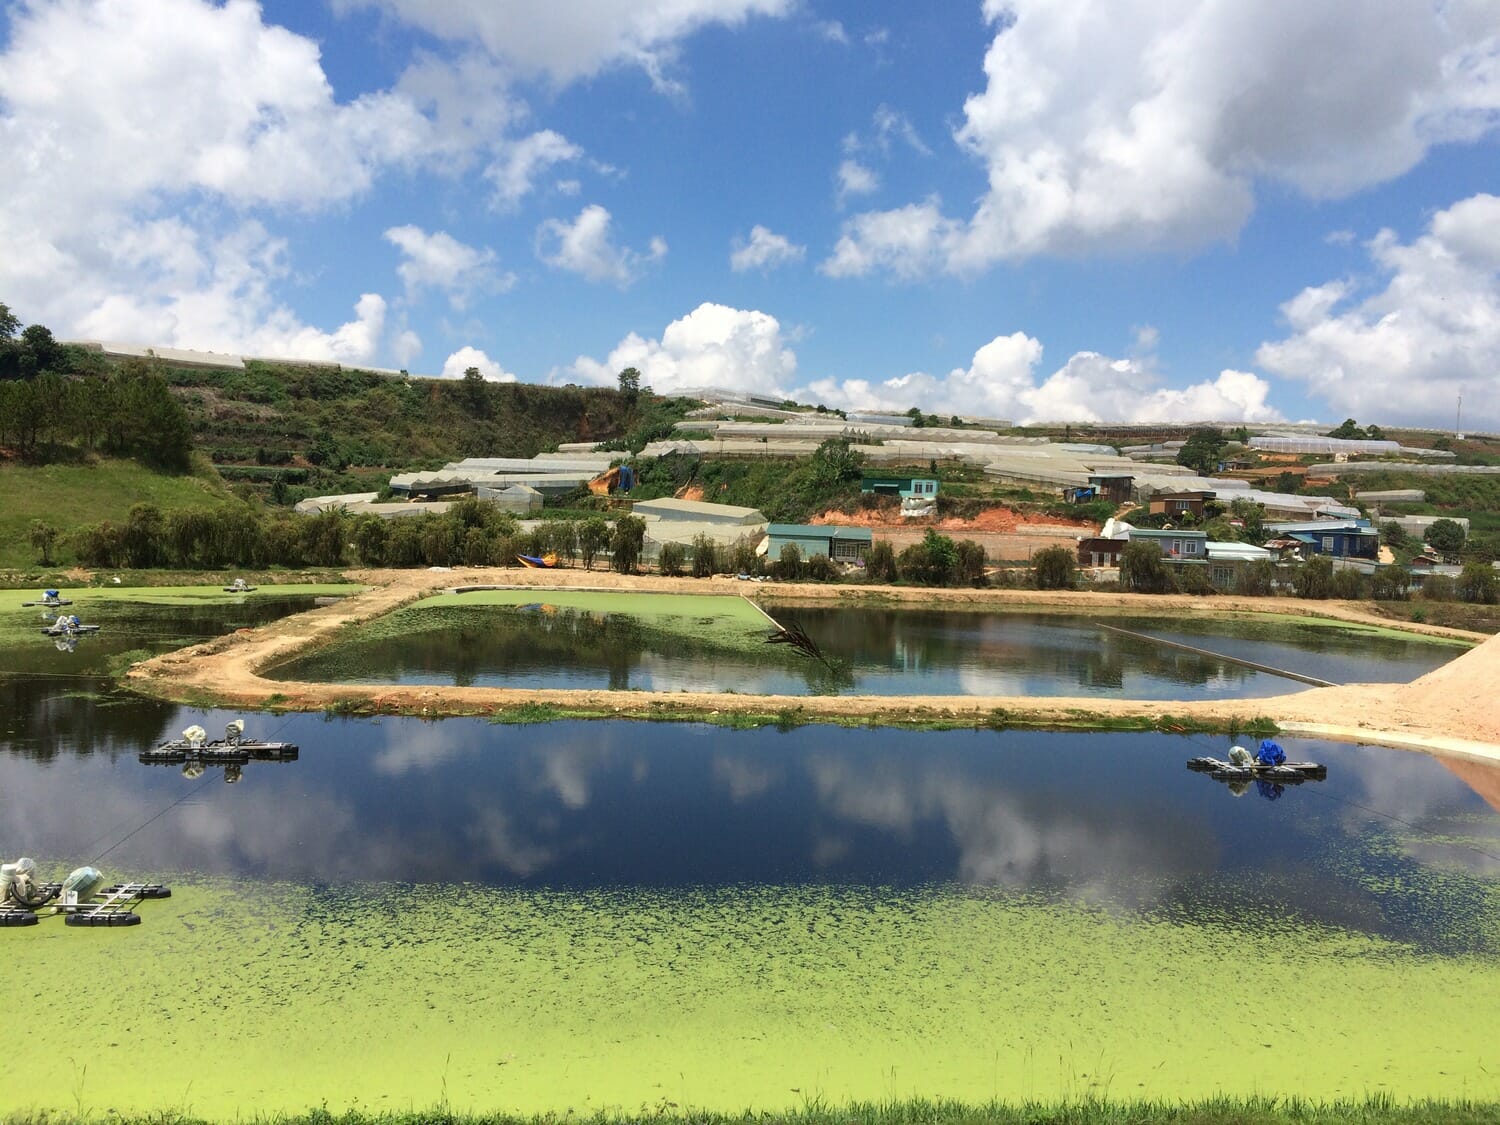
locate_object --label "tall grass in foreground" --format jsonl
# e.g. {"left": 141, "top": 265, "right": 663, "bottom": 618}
{"left": 8, "top": 1097, "right": 1500, "bottom": 1125}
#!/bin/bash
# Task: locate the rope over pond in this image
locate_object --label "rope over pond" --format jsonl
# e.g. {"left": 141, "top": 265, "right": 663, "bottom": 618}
{"left": 1094, "top": 622, "right": 1339, "bottom": 688}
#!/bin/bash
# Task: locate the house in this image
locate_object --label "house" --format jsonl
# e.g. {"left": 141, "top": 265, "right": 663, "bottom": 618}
{"left": 765, "top": 524, "right": 873, "bottom": 563}
{"left": 1077, "top": 537, "right": 1127, "bottom": 567}
{"left": 1148, "top": 490, "right": 1214, "bottom": 519}
{"left": 1087, "top": 474, "right": 1134, "bottom": 503}
{"left": 1205, "top": 541, "right": 1273, "bottom": 590}
{"left": 1125, "top": 527, "right": 1208, "bottom": 560}
{"left": 860, "top": 474, "right": 939, "bottom": 501}
{"left": 1263, "top": 520, "right": 1379, "bottom": 560}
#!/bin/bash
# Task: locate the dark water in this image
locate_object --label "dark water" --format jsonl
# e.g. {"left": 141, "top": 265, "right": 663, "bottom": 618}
{"left": 272, "top": 603, "right": 1459, "bottom": 698}
{"left": 3, "top": 685, "right": 1497, "bottom": 954}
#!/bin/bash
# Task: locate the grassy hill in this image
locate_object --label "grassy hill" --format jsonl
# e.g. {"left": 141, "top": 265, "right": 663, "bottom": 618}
{"left": 0, "top": 456, "right": 232, "bottom": 569}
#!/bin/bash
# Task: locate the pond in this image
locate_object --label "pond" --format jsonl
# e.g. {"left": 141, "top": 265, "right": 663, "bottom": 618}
{"left": 269, "top": 596, "right": 1462, "bottom": 698}
{"left": 3, "top": 679, "right": 1499, "bottom": 1116}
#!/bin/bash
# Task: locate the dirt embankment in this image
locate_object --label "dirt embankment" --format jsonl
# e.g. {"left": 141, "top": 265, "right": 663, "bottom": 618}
{"left": 811, "top": 504, "right": 1092, "bottom": 534}
{"left": 123, "top": 566, "right": 1500, "bottom": 765}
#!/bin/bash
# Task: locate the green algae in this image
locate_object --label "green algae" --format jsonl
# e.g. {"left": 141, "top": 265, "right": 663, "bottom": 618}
{"left": 5, "top": 877, "right": 1499, "bottom": 1119}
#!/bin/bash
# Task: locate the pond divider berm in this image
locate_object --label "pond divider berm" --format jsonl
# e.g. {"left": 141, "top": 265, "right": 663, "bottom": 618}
{"left": 1094, "top": 622, "right": 1338, "bottom": 688}
{"left": 1, "top": 858, "right": 171, "bottom": 929}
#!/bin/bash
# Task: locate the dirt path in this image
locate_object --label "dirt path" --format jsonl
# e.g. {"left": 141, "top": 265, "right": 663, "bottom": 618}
{"left": 125, "top": 567, "right": 1500, "bottom": 765}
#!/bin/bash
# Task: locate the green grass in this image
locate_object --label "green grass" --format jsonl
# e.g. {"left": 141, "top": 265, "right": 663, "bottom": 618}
{"left": 0, "top": 457, "right": 231, "bottom": 568}
{"left": 8, "top": 1099, "right": 1500, "bottom": 1125}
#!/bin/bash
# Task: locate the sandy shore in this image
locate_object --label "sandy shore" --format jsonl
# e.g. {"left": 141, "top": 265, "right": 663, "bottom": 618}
{"left": 125, "top": 567, "right": 1500, "bottom": 765}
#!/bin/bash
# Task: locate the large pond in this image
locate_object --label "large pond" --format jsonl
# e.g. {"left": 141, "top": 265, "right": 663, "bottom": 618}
{"left": 4, "top": 675, "right": 1499, "bottom": 1116}
{"left": 270, "top": 598, "right": 1462, "bottom": 698}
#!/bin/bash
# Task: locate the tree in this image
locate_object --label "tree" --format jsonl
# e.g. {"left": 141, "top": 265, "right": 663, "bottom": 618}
{"left": 1030, "top": 545, "right": 1076, "bottom": 590}
{"left": 1380, "top": 521, "right": 1409, "bottom": 548}
{"left": 898, "top": 529, "right": 958, "bottom": 585}
{"left": 1292, "top": 556, "right": 1333, "bottom": 599}
{"left": 610, "top": 514, "right": 646, "bottom": 574}
{"left": 460, "top": 366, "right": 490, "bottom": 416}
{"left": 1236, "top": 559, "right": 1277, "bottom": 597}
{"left": 1425, "top": 518, "right": 1466, "bottom": 559}
{"left": 810, "top": 437, "right": 864, "bottom": 486}
{"left": 1459, "top": 561, "right": 1498, "bottom": 605}
{"left": 864, "top": 540, "right": 897, "bottom": 583}
{"left": 1175, "top": 428, "right": 1226, "bottom": 475}
{"left": 1119, "top": 541, "right": 1175, "bottom": 593}
{"left": 28, "top": 520, "right": 58, "bottom": 566}
{"left": 579, "top": 516, "right": 609, "bottom": 570}
{"left": 954, "top": 539, "right": 987, "bottom": 586}
{"left": 617, "top": 367, "right": 641, "bottom": 399}
{"left": 0, "top": 302, "right": 19, "bottom": 341}
{"left": 1229, "top": 498, "right": 1264, "bottom": 542}
{"left": 1372, "top": 565, "right": 1412, "bottom": 602}
{"left": 773, "top": 542, "right": 804, "bottom": 580}
{"left": 658, "top": 541, "right": 686, "bottom": 577}
{"left": 691, "top": 534, "right": 719, "bottom": 578}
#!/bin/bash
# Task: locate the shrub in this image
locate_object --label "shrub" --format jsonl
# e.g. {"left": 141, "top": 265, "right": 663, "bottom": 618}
{"left": 1421, "top": 574, "right": 1457, "bottom": 602}
{"left": 805, "top": 553, "right": 839, "bottom": 582}
{"left": 1119, "top": 542, "right": 1175, "bottom": 594}
{"left": 578, "top": 516, "right": 609, "bottom": 570}
{"left": 774, "top": 542, "right": 804, "bottom": 581}
{"left": 690, "top": 534, "right": 719, "bottom": 578}
{"left": 462, "top": 526, "right": 491, "bottom": 567}
{"left": 898, "top": 529, "right": 958, "bottom": 585}
{"left": 1458, "top": 561, "right": 1498, "bottom": 604}
{"left": 864, "top": 540, "right": 898, "bottom": 583}
{"left": 728, "top": 539, "right": 761, "bottom": 577}
{"left": 1235, "top": 559, "right": 1276, "bottom": 597}
{"left": 1030, "top": 545, "right": 1077, "bottom": 590}
{"left": 658, "top": 541, "right": 686, "bottom": 577}
{"left": 1372, "top": 566, "right": 1411, "bottom": 601}
{"left": 610, "top": 515, "right": 647, "bottom": 574}
{"left": 1330, "top": 568, "right": 1368, "bottom": 600}
{"left": 1175, "top": 565, "right": 1214, "bottom": 596}
{"left": 954, "top": 539, "right": 988, "bottom": 586}
{"left": 1292, "top": 556, "right": 1333, "bottom": 599}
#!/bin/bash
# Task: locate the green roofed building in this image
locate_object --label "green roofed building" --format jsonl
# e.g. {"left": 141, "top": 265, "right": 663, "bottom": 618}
{"left": 765, "top": 523, "right": 874, "bottom": 563}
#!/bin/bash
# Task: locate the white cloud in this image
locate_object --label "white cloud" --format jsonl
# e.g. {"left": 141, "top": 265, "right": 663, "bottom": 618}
{"left": 336, "top": 0, "right": 795, "bottom": 88}
{"left": 872, "top": 104, "right": 930, "bottom": 156}
{"left": 827, "top": 0, "right": 1500, "bottom": 276}
{"left": 0, "top": 0, "right": 471, "bottom": 358}
{"left": 392, "top": 329, "right": 423, "bottom": 369}
{"left": 565, "top": 302, "right": 797, "bottom": 397}
{"left": 821, "top": 199, "right": 959, "bottom": 279}
{"left": 383, "top": 225, "right": 510, "bottom": 308}
{"left": 729, "top": 225, "right": 806, "bottom": 272}
{"left": 801, "top": 332, "right": 1283, "bottom": 425}
{"left": 442, "top": 345, "right": 518, "bottom": 381}
{"left": 485, "top": 129, "right": 583, "bottom": 207}
{"left": 1257, "top": 193, "right": 1500, "bottom": 429}
{"left": 815, "top": 20, "right": 849, "bottom": 44}
{"left": 836, "top": 159, "right": 880, "bottom": 205}
{"left": 536, "top": 204, "right": 666, "bottom": 285}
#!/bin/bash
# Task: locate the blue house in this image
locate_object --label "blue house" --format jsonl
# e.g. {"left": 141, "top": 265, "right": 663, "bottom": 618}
{"left": 1125, "top": 527, "right": 1207, "bottom": 560}
{"left": 765, "top": 524, "right": 874, "bottom": 563}
{"left": 1264, "top": 520, "right": 1379, "bottom": 560}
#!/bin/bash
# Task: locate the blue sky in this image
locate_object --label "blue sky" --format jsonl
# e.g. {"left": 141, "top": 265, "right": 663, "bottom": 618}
{"left": 2, "top": 0, "right": 1499, "bottom": 427}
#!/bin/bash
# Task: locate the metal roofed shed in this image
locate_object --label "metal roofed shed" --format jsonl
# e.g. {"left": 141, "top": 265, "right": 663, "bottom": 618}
{"left": 631, "top": 498, "right": 766, "bottom": 525}
{"left": 765, "top": 524, "right": 874, "bottom": 563}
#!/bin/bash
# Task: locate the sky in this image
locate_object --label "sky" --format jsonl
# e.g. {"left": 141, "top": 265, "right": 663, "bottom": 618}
{"left": 2, "top": 0, "right": 1499, "bottom": 429}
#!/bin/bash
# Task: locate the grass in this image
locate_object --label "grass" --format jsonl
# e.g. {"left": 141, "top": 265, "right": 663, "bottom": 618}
{"left": 8, "top": 1099, "right": 1500, "bottom": 1125}
{"left": 0, "top": 457, "right": 232, "bottom": 569}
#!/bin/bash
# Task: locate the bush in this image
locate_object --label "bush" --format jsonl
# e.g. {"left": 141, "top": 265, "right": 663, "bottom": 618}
{"left": 1119, "top": 542, "right": 1175, "bottom": 594}
{"left": 1235, "top": 559, "right": 1276, "bottom": 597}
{"left": 658, "top": 541, "right": 686, "bottom": 577}
{"left": 954, "top": 540, "right": 988, "bottom": 586}
{"left": 864, "top": 540, "right": 898, "bottom": 583}
{"left": 1292, "top": 556, "right": 1333, "bottom": 599}
{"left": 898, "top": 529, "right": 958, "bottom": 585}
{"left": 610, "top": 515, "right": 647, "bottom": 574}
{"left": 1175, "top": 565, "right": 1214, "bottom": 596}
{"left": 728, "top": 539, "right": 761, "bottom": 577}
{"left": 805, "top": 553, "right": 839, "bottom": 582}
{"left": 691, "top": 534, "right": 719, "bottom": 578}
{"left": 1330, "top": 568, "right": 1368, "bottom": 600}
{"left": 578, "top": 516, "right": 609, "bottom": 570}
{"left": 774, "top": 542, "right": 804, "bottom": 581}
{"left": 1372, "top": 566, "right": 1411, "bottom": 601}
{"left": 1421, "top": 575, "right": 1457, "bottom": 602}
{"left": 1030, "top": 545, "right": 1077, "bottom": 590}
{"left": 1459, "top": 561, "right": 1498, "bottom": 604}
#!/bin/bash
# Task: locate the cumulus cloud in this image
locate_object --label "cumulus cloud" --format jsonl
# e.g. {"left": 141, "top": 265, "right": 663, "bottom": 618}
{"left": 871, "top": 104, "right": 930, "bottom": 156}
{"left": 565, "top": 302, "right": 797, "bottom": 396}
{"left": 801, "top": 332, "right": 1284, "bottom": 425}
{"left": 536, "top": 204, "right": 667, "bottom": 285}
{"left": 1257, "top": 193, "right": 1500, "bottom": 429}
{"left": 384, "top": 225, "right": 510, "bottom": 308}
{"left": 442, "top": 345, "right": 518, "bottom": 381}
{"left": 0, "top": 0, "right": 472, "bottom": 357}
{"left": 485, "top": 129, "right": 584, "bottom": 207}
{"left": 729, "top": 225, "right": 806, "bottom": 272}
{"left": 335, "top": 0, "right": 794, "bottom": 88}
{"left": 836, "top": 159, "right": 880, "bottom": 206}
{"left": 392, "top": 329, "right": 423, "bottom": 369}
{"left": 827, "top": 0, "right": 1500, "bottom": 276}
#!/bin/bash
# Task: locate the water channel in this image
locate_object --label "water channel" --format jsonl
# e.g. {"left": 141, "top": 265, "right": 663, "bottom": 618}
{"left": 3, "top": 596, "right": 1498, "bottom": 1115}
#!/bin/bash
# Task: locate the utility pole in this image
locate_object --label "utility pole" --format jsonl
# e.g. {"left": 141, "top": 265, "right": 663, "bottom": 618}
{"left": 1456, "top": 391, "right": 1464, "bottom": 442}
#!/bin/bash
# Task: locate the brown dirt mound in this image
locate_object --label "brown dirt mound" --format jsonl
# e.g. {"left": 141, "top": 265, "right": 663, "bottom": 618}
{"left": 811, "top": 505, "right": 1090, "bottom": 532}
